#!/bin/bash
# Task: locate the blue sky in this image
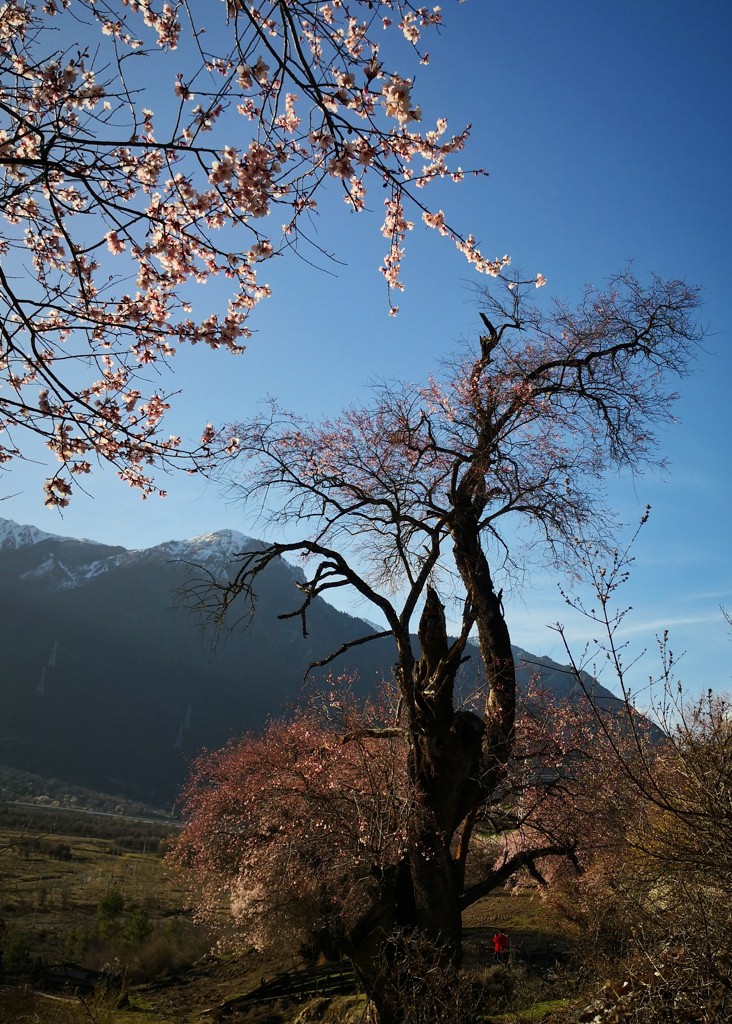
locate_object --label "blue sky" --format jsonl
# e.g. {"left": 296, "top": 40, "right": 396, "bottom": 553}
{"left": 3, "top": 1, "right": 731, "bottom": 700}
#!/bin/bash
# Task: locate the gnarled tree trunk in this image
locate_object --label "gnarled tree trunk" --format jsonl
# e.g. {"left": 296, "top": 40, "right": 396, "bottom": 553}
{"left": 349, "top": 540, "right": 516, "bottom": 1021}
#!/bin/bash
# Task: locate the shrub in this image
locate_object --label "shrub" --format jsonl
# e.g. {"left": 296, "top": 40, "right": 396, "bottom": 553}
{"left": 122, "top": 908, "right": 153, "bottom": 946}
{"left": 2, "top": 930, "right": 32, "bottom": 975}
{"left": 95, "top": 887, "right": 125, "bottom": 944}
{"left": 549, "top": 691, "right": 732, "bottom": 1021}
{"left": 122, "top": 920, "right": 211, "bottom": 982}
{"left": 61, "top": 925, "right": 89, "bottom": 963}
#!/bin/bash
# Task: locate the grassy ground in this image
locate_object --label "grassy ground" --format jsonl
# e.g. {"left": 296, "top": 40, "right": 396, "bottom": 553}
{"left": 0, "top": 820, "right": 317, "bottom": 1022}
{"left": 0, "top": 825, "right": 201, "bottom": 960}
{"left": 1, "top": 822, "right": 582, "bottom": 1023}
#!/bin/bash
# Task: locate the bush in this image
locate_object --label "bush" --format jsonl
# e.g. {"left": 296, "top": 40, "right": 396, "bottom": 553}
{"left": 96, "top": 887, "right": 125, "bottom": 938}
{"left": 369, "top": 929, "right": 511, "bottom": 1024}
{"left": 61, "top": 925, "right": 90, "bottom": 963}
{"left": 2, "top": 930, "right": 32, "bottom": 975}
{"left": 122, "top": 908, "right": 153, "bottom": 946}
{"left": 121, "top": 919, "right": 211, "bottom": 982}
{"left": 549, "top": 691, "right": 732, "bottom": 1021}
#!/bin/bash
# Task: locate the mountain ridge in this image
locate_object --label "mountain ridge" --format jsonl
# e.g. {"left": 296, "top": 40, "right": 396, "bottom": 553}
{"left": 1, "top": 518, "right": 280, "bottom": 591}
{"left": 0, "top": 517, "right": 619, "bottom": 807}
{"left": 0, "top": 517, "right": 394, "bottom": 804}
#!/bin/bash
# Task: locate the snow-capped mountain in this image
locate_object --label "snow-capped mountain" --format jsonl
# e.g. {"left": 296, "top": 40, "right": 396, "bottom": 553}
{"left": 1, "top": 517, "right": 273, "bottom": 591}
{"left": 0, "top": 517, "right": 620, "bottom": 808}
{"left": 0, "top": 518, "right": 67, "bottom": 551}
{"left": 0, "top": 517, "right": 385, "bottom": 806}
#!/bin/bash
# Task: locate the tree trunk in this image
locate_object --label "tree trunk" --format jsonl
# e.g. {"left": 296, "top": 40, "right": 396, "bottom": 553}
{"left": 348, "top": 501, "right": 517, "bottom": 1022}
{"left": 348, "top": 856, "right": 460, "bottom": 1024}
{"left": 451, "top": 505, "right": 516, "bottom": 769}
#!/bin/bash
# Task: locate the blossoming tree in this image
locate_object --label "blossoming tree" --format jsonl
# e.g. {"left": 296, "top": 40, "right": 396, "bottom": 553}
{"left": 0, "top": 0, "right": 505, "bottom": 506}
{"left": 545, "top": 559, "right": 732, "bottom": 1021}
{"left": 174, "top": 679, "right": 632, "bottom": 1013}
{"left": 178, "top": 271, "right": 702, "bottom": 1021}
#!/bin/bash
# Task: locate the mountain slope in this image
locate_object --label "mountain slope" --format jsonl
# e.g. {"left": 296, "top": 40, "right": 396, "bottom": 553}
{"left": 0, "top": 518, "right": 390, "bottom": 805}
{"left": 0, "top": 517, "right": 620, "bottom": 807}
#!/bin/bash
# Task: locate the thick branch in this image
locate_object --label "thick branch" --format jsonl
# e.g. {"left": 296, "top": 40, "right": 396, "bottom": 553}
{"left": 460, "top": 843, "right": 579, "bottom": 910}
{"left": 305, "top": 629, "right": 393, "bottom": 678}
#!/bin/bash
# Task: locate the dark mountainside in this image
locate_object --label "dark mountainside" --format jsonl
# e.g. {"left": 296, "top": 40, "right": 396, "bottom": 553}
{"left": 0, "top": 518, "right": 616, "bottom": 807}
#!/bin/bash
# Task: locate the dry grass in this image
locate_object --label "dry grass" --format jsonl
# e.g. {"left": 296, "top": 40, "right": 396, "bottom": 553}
{"left": 0, "top": 824, "right": 219, "bottom": 1022}
{"left": 0, "top": 826, "right": 197, "bottom": 964}
{"left": 1, "top": 823, "right": 583, "bottom": 1023}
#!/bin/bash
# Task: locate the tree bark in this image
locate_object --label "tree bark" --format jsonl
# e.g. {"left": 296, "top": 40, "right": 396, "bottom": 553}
{"left": 451, "top": 503, "right": 516, "bottom": 773}
{"left": 350, "top": 484, "right": 518, "bottom": 1021}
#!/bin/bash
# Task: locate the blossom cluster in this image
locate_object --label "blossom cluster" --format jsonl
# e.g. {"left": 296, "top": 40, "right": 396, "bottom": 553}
{"left": 172, "top": 690, "right": 411, "bottom": 953}
{"left": 0, "top": 0, "right": 499, "bottom": 505}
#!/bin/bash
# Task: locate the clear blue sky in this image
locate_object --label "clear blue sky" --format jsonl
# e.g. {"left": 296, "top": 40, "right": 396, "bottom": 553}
{"left": 3, "top": 1, "right": 731, "bottom": 700}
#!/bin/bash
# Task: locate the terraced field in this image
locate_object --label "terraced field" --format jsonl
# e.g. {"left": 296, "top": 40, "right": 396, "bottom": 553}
{"left": 0, "top": 814, "right": 576, "bottom": 1023}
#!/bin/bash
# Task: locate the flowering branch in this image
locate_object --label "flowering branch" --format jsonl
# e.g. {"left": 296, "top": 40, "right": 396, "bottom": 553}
{"left": 0, "top": 0, "right": 510, "bottom": 504}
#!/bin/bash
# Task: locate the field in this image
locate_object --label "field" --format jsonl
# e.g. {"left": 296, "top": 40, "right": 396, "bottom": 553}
{"left": 0, "top": 809, "right": 578, "bottom": 1023}
{"left": 0, "top": 810, "right": 229, "bottom": 1022}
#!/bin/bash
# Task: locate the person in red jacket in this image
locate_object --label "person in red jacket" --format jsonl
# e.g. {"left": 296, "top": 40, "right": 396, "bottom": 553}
{"left": 492, "top": 931, "right": 509, "bottom": 964}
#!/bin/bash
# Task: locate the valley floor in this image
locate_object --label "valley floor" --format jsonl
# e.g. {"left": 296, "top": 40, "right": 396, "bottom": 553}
{"left": 0, "top": 820, "right": 582, "bottom": 1023}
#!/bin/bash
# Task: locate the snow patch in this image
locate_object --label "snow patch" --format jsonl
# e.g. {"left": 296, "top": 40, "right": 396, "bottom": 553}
{"left": 0, "top": 517, "right": 67, "bottom": 551}
{"left": 3, "top": 517, "right": 300, "bottom": 591}
{"left": 147, "top": 528, "right": 257, "bottom": 564}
